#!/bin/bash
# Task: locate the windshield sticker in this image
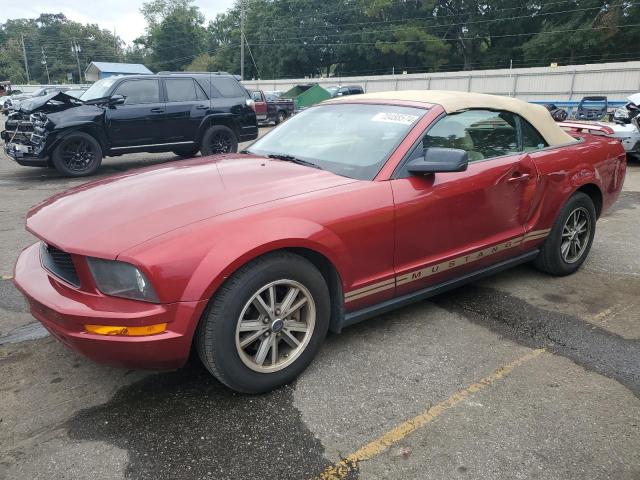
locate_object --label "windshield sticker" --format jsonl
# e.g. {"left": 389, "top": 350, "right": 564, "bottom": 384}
{"left": 371, "top": 112, "right": 419, "bottom": 125}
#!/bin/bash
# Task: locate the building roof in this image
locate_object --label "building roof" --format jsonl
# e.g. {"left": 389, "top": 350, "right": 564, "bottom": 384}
{"left": 85, "top": 62, "right": 153, "bottom": 75}
{"left": 329, "top": 90, "right": 576, "bottom": 146}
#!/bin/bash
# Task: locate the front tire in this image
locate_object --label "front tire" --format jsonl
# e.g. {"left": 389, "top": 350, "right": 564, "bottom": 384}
{"left": 172, "top": 147, "right": 200, "bottom": 159}
{"left": 51, "top": 131, "right": 103, "bottom": 177}
{"left": 534, "top": 192, "right": 596, "bottom": 276}
{"left": 195, "top": 252, "right": 330, "bottom": 393}
{"left": 200, "top": 125, "right": 238, "bottom": 156}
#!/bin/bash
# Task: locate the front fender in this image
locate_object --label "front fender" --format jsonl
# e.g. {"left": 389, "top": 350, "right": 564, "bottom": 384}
{"left": 190, "top": 218, "right": 351, "bottom": 299}
{"left": 119, "top": 215, "right": 352, "bottom": 304}
{"left": 47, "top": 122, "right": 107, "bottom": 152}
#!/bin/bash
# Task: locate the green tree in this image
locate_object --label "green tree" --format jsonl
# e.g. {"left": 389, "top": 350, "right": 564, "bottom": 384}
{"left": 0, "top": 14, "right": 122, "bottom": 84}
{"left": 138, "top": 0, "right": 207, "bottom": 71}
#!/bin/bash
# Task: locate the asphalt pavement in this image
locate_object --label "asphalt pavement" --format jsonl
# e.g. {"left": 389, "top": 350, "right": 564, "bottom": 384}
{"left": 0, "top": 117, "right": 638, "bottom": 480}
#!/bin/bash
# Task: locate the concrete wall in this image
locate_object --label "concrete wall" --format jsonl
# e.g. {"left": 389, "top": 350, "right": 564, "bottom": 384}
{"left": 242, "top": 61, "right": 640, "bottom": 102}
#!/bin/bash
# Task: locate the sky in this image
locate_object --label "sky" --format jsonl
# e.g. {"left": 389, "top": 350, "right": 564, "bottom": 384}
{"left": 0, "top": 0, "right": 236, "bottom": 45}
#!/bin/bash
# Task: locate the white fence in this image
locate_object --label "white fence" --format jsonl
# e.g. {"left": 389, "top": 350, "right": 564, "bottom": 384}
{"left": 242, "top": 61, "right": 640, "bottom": 102}
{"left": 12, "top": 60, "right": 640, "bottom": 102}
{"left": 11, "top": 84, "right": 89, "bottom": 94}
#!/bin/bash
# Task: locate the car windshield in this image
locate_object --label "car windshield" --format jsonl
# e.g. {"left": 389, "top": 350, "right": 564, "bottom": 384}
{"left": 81, "top": 78, "right": 118, "bottom": 101}
{"left": 30, "top": 88, "right": 46, "bottom": 97}
{"left": 247, "top": 103, "right": 425, "bottom": 180}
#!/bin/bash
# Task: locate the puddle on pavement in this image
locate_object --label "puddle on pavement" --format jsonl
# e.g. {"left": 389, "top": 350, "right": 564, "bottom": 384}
{"left": 66, "top": 360, "right": 341, "bottom": 480}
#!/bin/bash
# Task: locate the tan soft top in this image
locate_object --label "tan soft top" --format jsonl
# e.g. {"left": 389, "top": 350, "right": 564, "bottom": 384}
{"left": 328, "top": 90, "right": 576, "bottom": 146}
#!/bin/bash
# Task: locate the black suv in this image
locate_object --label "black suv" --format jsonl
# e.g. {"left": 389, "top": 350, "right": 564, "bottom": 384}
{"left": 1, "top": 72, "right": 258, "bottom": 176}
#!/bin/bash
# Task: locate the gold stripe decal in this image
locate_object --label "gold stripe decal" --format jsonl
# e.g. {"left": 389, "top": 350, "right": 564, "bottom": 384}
{"left": 344, "top": 229, "right": 551, "bottom": 303}
{"left": 396, "top": 237, "right": 522, "bottom": 287}
{"left": 345, "top": 283, "right": 395, "bottom": 302}
{"left": 344, "top": 278, "right": 395, "bottom": 299}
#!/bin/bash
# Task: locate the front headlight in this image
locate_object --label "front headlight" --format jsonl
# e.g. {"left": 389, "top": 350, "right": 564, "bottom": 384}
{"left": 87, "top": 258, "right": 159, "bottom": 303}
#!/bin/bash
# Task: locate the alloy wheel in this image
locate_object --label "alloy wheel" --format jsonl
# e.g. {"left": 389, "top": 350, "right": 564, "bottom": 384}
{"left": 60, "top": 138, "right": 96, "bottom": 172}
{"left": 209, "top": 132, "right": 233, "bottom": 153}
{"left": 235, "top": 279, "right": 316, "bottom": 373}
{"left": 561, "top": 206, "right": 591, "bottom": 263}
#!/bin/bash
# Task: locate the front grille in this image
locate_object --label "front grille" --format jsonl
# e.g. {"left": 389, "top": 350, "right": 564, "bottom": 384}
{"left": 41, "top": 243, "right": 80, "bottom": 287}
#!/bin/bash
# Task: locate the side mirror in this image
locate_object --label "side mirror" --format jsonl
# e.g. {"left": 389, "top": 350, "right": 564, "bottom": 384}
{"left": 407, "top": 147, "right": 469, "bottom": 175}
{"left": 109, "top": 94, "right": 125, "bottom": 106}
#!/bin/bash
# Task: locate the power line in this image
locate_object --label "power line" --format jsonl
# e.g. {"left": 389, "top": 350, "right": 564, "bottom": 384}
{"left": 245, "top": 22, "right": 640, "bottom": 47}
{"left": 242, "top": 3, "right": 630, "bottom": 43}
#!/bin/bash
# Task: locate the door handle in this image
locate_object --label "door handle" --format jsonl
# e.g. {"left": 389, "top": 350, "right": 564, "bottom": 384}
{"left": 507, "top": 172, "right": 531, "bottom": 183}
{"left": 150, "top": 108, "right": 165, "bottom": 113}
{"left": 195, "top": 104, "right": 208, "bottom": 110}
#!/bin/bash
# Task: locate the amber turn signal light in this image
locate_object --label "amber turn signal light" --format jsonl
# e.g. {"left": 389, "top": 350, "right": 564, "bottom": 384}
{"left": 84, "top": 323, "right": 167, "bottom": 336}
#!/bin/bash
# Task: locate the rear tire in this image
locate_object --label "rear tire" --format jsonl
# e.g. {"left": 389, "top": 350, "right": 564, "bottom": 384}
{"left": 533, "top": 192, "right": 596, "bottom": 276}
{"left": 200, "top": 125, "right": 238, "bottom": 156}
{"left": 274, "top": 110, "right": 287, "bottom": 125}
{"left": 195, "top": 252, "right": 330, "bottom": 394}
{"left": 51, "top": 131, "right": 102, "bottom": 177}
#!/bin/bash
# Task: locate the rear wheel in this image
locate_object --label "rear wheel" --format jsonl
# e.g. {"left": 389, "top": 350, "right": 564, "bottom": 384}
{"left": 533, "top": 192, "right": 596, "bottom": 276}
{"left": 274, "top": 110, "right": 287, "bottom": 125}
{"left": 195, "top": 252, "right": 330, "bottom": 393}
{"left": 200, "top": 125, "right": 238, "bottom": 156}
{"left": 51, "top": 131, "right": 102, "bottom": 177}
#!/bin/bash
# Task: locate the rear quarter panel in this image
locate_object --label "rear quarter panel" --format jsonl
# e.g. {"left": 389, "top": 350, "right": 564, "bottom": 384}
{"left": 526, "top": 134, "right": 626, "bottom": 231}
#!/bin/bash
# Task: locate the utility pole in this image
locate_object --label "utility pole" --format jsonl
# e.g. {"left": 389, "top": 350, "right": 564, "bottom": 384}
{"left": 114, "top": 26, "right": 119, "bottom": 59}
{"left": 71, "top": 38, "right": 83, "bottom": 83}
{"left": 41, "top": 47, "right": 51, "bottom": 84}
{"left": 21, "top": 34, "right": 30, "bottom": 83}
{"left": 240, "top": 0, "right": 245, "bottom": 80}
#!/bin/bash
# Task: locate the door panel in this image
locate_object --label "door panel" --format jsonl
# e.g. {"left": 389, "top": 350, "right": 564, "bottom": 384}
{"left": 392, "top": 153, "right": 537, "bottom": 296}
{"left": 251, "top": 91, "right": 268, "bottom": 120}
{"left": 106, "top": 79, "right": 165, "bottom": 147}
{"left": 163, "top": 78, "right": 209, "bottom": 142}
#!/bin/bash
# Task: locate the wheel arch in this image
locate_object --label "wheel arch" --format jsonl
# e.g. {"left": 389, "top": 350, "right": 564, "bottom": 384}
{"left": 49, "top": 123, "right": 107, "bottom": 155}
{"left": 188, "top": 245, "right": 346, "bottom": 345}
{"left": 282, "top": 247, "right": 345, "bottom": 334}
{"left": 575, "top": 183, "right": 603, "bottom": 218}
{"left": 180, "top": 221, "right": 351, "bottom": 334}
{"left": 197, "top": 114, "right": 241, "bottom": 144}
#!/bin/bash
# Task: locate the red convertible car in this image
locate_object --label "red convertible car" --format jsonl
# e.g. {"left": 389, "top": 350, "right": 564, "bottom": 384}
{"left": 14, "top": 91, "right": 626, "bottom": 393}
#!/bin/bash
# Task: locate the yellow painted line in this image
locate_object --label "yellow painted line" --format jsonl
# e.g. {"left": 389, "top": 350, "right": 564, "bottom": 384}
{"left": 593, "top": 307, "right": 613, "bottom": 322}
{"left": 1, "top": 274, "right": 13, "bottom": 280}
{"left": 313, "top": 348, "right": 546, "bottom": 480}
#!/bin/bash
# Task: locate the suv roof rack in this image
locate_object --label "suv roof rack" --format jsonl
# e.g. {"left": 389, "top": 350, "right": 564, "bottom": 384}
{"left": 157, "top": 71, "right": 232, "bottom": 76}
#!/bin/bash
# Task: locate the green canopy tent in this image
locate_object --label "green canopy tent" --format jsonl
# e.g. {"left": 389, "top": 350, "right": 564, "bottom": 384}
{"left": 281, "top": 83, "right": 331, "bottom": 110}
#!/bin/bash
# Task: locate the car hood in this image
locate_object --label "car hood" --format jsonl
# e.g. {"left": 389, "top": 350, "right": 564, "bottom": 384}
{"left": 27, "top": 155, "right": 357, "bottom": 258}
{"left": 18, "top": 91, "right": 83, "bottom": 113}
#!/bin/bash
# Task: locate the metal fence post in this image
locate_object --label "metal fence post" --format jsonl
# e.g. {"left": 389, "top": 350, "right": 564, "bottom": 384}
{"left": 569, "top": 70, "right": 577, "bottom": 101}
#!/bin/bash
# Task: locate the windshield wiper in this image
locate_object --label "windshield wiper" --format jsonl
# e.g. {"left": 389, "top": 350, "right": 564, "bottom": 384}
{"left": 267, "top": 154, "right": 322, "bottom": 170}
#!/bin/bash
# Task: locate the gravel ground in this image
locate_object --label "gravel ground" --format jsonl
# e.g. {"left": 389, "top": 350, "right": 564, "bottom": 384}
{"left": 0, "top": 116, "right": 638, "bottom": 480}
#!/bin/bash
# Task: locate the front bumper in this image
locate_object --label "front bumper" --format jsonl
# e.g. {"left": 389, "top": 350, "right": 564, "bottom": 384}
{"left": 3, "top": 139, "right": 49, "bottom": 166}
{"left": 14, "top": 243, "right": 208, "bottom": 370}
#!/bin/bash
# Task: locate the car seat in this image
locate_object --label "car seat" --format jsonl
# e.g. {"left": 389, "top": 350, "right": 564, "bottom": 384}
{"left": 423, "top": 120, "right": 484, "bottom": 161}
